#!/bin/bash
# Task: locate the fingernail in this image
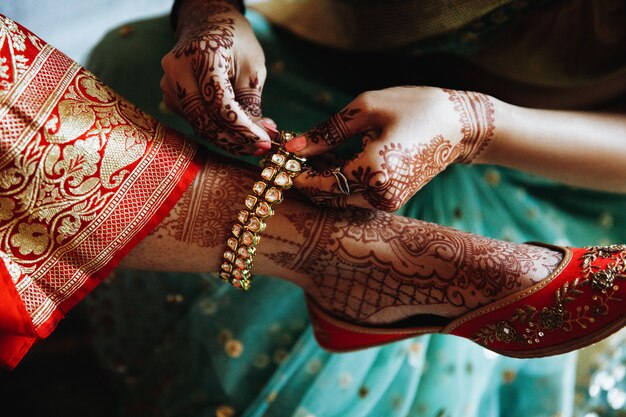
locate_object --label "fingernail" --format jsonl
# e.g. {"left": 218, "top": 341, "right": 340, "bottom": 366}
{"left": 260, "top": 119, "right": 279, "bottom": 138}
{"left": 262, "top": 118, "right": 277, "bottom": 129}
{"left": 284, "top": 135, "right": 307, "bottom": 153}
{"left": 261, "top": 120, "right": 278, "bottom": 133}
{"left": 262, "top": 123, "right": 278, "bottom": 133}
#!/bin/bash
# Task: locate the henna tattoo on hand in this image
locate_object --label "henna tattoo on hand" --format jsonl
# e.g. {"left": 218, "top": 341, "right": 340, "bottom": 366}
{"left": 357, "top": 137, "right": 460, "bottom": 211}
{"left": 170, "top": 0, "right": 262, "bottom": 152}
{"left": 173, "top": 20, "right": 235, "bottom": 61}
{"left": 174, "top": 0, "right": 238, "bottom": 34}
{"left": 306, "top": 107, "right": 360, "bottom": 147}
{"left": 296, "top": 167, "right": 352, "bottom": 208}
{"left": 234, "top": 75, "right": 263, "bottom": 118}
{"left": 297, "top": 87, "right": 496, "bottom": 211}
{"left": 298, "top": 136, "right": 460, "bottom": 211}
{"left": 176, "top": 82, "right": 246, "bottom": 154}
{"left": 445, "top": 89, "right": 495, "bottom": 163}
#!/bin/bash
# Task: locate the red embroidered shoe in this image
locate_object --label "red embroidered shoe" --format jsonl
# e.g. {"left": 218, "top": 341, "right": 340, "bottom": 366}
{"left": 306, "top": 244, "right": 626, "bottom": 358}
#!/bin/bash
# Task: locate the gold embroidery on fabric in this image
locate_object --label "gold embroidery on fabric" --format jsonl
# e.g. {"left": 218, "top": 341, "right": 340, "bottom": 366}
{"left": 1, "top": 49, "right": 79, "bottom": 168}
{"left": 1, "top": 70, "right": 157, "bottom": 272}
{"left": 0, "top": 16, "right": 42, "bottom": 96}
{"left": 473, "top": 245, "right": 626, "bottom": 346}
{"left": 0, "top": 15, "right": 199, "bottom": 329}
{"left": 0, "top": 251, "right": 22, "bottom": 283}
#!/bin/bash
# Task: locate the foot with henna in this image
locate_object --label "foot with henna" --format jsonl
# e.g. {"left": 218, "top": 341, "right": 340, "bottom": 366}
{"left": 128, "top": 154, "right": 626, "bottom": 359}
{"left": 286, "top": 208, "right": 626, "bottom": 358}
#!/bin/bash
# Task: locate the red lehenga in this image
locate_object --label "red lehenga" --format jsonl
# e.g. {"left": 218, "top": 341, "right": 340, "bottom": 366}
{"left": 0, "top": 14, "right": 201, "bottom": 369}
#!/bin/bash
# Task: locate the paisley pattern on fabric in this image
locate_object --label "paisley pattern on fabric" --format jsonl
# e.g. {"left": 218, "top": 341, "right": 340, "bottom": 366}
{"left": 0, "top": 14, "right": 200, "bottom": 344}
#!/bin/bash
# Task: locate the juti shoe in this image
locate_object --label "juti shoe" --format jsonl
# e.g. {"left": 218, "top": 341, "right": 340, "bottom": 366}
{"left": 306, "top": 244, "right": 626, "bottom": 358}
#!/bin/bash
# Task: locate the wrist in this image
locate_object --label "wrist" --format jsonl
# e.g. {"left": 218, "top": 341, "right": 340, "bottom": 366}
{"left": 173, "top": 0, "right": 244, "bottom": 32}
{"left": 469, "top": 97, "right": 517, "bottom": 166}
{"left": 444, "top": 89, "right": 496, "bottom": 164}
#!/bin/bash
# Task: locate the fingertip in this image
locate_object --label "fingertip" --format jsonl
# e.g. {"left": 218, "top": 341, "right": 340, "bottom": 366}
{"left": 259, "top": 119, "right": 280, "bottom": 140}
{"left": 261, "top": 118, "right": 277, "bottom": 129}
{"left": 284, "top": 135, "right": 307, "bottom": 153}
{"left": 251, "top": 125, "right": 271, "bottom": 143}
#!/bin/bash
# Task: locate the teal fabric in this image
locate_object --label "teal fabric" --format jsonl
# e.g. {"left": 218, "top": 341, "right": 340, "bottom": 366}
{"left": 82, "top": 11, "right": 624, "bottom": 417}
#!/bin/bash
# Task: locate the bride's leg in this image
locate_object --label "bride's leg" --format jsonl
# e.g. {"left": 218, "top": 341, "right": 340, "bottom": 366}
{"left": 263, "top": 207, "right": 563, "bottom": 324}
{"left": 1, "top": 12, "right": 617, "bottom": 366}
{"left": 121, "top": 151, "right": 563, "bottom": 323}
{"left": 121, "top": 149, "right": 626, "bottom": 358}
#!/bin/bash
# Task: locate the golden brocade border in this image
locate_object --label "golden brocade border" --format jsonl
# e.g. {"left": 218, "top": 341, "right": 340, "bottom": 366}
{"left": 0, "top": 44, "right": 52, "bottom": 120}
{"left": 26, "top": 127, "right": 197, "bottom": 328}
{"left": 0, "top": 15, "right": 199, "bottom": 333}
{"left": 0, "top": 48, "right": 79, "bottom": 165}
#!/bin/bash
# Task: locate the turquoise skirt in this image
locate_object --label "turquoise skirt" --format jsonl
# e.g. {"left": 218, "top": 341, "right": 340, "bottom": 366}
{"left": 83, "top": 12, "right": 626, "bottom": 417}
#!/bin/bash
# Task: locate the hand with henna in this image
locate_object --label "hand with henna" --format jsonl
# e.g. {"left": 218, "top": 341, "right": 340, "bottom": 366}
{"left": 284, "top": 86, "right": 495, "bottom": 211}
{"left": 161, "top": 0, "right": 273, "bottom": 155}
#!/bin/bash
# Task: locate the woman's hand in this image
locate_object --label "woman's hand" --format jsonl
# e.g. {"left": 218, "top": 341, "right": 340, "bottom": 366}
{"left": 161, "top": 0, "right": 271, "bottom": 155}
{"left": 284, "top": 86, "right": 496, "bottom": 211}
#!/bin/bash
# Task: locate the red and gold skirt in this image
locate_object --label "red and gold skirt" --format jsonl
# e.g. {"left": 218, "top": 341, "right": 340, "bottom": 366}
{"left": 0, "top": 15, "right": 201, "bottom": 369}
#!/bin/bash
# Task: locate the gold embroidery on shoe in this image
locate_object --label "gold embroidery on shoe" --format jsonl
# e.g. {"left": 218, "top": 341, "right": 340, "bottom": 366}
{"left": 473, "top": 245, "right": 626, "bottom": 347}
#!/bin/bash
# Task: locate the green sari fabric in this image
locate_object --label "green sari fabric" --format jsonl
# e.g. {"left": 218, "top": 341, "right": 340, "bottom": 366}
{"left": 83, "top": 11, "right": 625, "bottom": 417}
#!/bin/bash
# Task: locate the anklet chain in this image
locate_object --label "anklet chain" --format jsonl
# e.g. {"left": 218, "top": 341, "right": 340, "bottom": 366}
{"left": 219, "top": 131, "right": 306, "bottom": 290}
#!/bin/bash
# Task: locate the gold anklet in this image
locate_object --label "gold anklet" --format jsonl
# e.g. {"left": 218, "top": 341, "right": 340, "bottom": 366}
{"left": 219, "top": 131, "right": 305, "bottom": 290}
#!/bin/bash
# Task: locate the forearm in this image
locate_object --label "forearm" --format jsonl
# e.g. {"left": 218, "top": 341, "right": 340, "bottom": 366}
{"left": 475, "top": 98, "right": 626, "bottom": 193}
